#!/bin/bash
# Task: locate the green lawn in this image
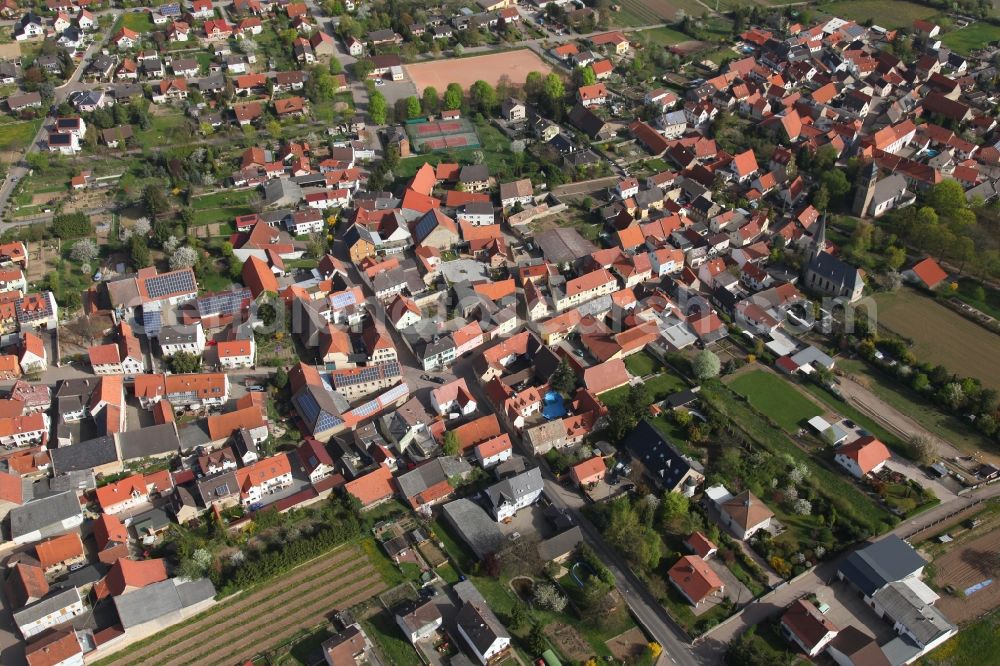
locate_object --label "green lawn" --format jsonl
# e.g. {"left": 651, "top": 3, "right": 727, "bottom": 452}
{"left": 117, "top": 12, "right": 155, "bottom": 34}
{"left": 636, "top": 26, "right": 690, "bottom": 46}
{"left": 700, "top": 382, "right": 894, "bottom": 535}
{"left": 192, "top": 190, "right": 256, "bottom": 210}
{"left": 624, "top": 350, "right": 661, "bottom": 377}
{"left": 274, "top": 626, "right": 335, "bottom": 666}
{"left": 729, "top": 370, "right": 822, "bottom": 433}
{"left": 940, "top": 22, "right": 1000, "bottom": 54}
{"left": 603, "top": 371, "right": 686, "bottom": 407}
{"left": 192, "top": 206, "right": 253, "bottom": 226}
{"left": 952, "top": 278, "right": 1000, "bottom": 321}
{"left": 923, "top": 608, "right": 1000, "bottom": 665}
{"left": 821, "top": 0, "right": 938, "bottom": 29}
{"left": 0, "top": 118, "right": 41, "bottom": 156}
{"left": 135, "top": 114, "right": 191, "bottom": 149}
{"left": 362, "top": 611, "right": 423, "bottom": 666}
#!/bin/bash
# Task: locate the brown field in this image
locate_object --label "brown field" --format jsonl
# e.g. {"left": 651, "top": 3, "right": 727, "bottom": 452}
{"left": 101, "top": 543, "right": 389, "bottom": 666}
{"left": 933, "top": 526, "right": 1000, "bottom": 624}
{"left": 606, "top": 627, "right": 649, "bottom": 660}
{"left": 873, "top": 289, "right": 1000, "bottom": 391}
{"left": 544, "top": 622, "right": 591, "bottom": 661}
{"left": 404, "top": 50, "right": 551, "bottom": 92}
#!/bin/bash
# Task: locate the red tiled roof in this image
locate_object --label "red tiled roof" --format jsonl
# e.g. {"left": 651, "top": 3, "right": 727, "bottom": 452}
{"left": 668, "top": 555, "right": 724, "bottom": 604}
{"left": 344, "top": 464, "right": 394, "bottom": 506}
{"left": 839, "top": 436, "right": 890, "bottom": 475}
{"left": 909, "top": 257, "right": 947, "bottom": 289}
{"left": 35, "top": 533, "right": 84, "bottom": 569}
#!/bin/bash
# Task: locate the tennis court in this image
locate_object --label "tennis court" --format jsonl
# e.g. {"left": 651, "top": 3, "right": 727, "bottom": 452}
{"left": 406, "top": 117, "right": 480, "bottom": 152}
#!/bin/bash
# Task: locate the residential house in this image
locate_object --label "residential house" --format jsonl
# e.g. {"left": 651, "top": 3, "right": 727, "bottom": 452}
{"left": 835, "top": 436, "right": 891, "bottom": 479}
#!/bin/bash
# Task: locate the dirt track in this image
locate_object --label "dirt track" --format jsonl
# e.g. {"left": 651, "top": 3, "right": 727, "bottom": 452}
{"left": 105, "top": 545, "right": 372, "bottom": 666}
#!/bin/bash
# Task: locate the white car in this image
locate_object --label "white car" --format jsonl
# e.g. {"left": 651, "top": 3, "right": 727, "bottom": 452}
{"left": 374, "top": 78, "right": 385, "bottom": 86}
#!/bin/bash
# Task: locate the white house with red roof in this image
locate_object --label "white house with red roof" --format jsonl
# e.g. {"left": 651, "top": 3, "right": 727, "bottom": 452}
{"left": 903, "top": 257, "right": 948, "bottom": 291}
{"left": 95, "top": 474, "right": 148, "bottom": 514}
{"left": 835, "top": 436, "right": 891, "bottom": 479}
{"left": 236, "top": 453, "right": 293, "bottom": 507}
{"left": 217, "top": 338, "right": 255, "bottom": 369}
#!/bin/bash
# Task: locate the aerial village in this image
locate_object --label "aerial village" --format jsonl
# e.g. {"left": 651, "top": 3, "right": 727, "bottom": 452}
{"left": 0, "top": 0, "right": 996, "bottom": 664}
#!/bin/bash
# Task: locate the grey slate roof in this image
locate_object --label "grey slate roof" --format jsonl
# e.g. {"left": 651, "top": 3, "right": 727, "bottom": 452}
{"left": 50, "top": 436, "right": 119, "bottom": 474}
{"left": 838, "top": 535, "right": 928, "bottom": 597}
{"left": 807, "top": 251, "right": 863, "bottom": 291}
{"left": 485, "top": 467, "right": 542, "bottom": 512}
{"left": 9, "top": 491, "right": 83, "bottom": 541}
{"left": 872, "top": 581, "right": 954, "bottom": 647}
{"left": 622, "top": 420, "right": 699, "bottom": 491}
{"left": 113, "top": 577, "right": 215, "bottom": 629}
{"left": 456, "top": 600, "right": 509, "bottom": 656}
{"left": 396, "top": 457, "right": 470, "bottom": 500}
{"left": 440, "top": 498, "right": 503, "bottom": 559}
{"left": 13, "top": 587, "right": 81, "bottom": 628}
{"left": 118, "top": 423, "right": 181, "bottom": 461}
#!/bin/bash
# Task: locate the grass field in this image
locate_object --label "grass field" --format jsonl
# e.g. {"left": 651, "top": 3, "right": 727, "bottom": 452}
{"left": 135, "top": 114, "right": 191, "bottom": 149}
{"left": 873, "top": 288, "right": 1000, "bottom": 391}
{"left": 0, "top": 118, "right": 40, "bottom": 157}
{"left": 624, "top": 350, "right": 661, "bottom": 377}
{"left": 941, "top": 22, "right": 1000, "bottom": 54}
{"left": 729, "top": 370, "right": 822, "bottom": 433}
{"left": 117, "top": 12, "right": 155, "bottom": 34}
{"left": 821, "top": 0, "right": 938, "bottom": 29}
{"left": 635, "top": 25, "right": 691, "bottom": 46}
{"left": 613, "top": 0, "right": 704, "bottom": 25}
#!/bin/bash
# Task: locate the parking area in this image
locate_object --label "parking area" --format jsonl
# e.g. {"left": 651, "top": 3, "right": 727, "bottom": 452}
{"left": 497, "top": 502, "right": 553, "bottom": 541}
{"left": 375, "top": 78, "right": 419, "bottom": 106}
{"left": 812, "top": 579, "right": 899, "bottom": 644}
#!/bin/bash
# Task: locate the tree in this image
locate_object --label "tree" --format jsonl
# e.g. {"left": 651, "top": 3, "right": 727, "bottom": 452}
{"left": 543, "top": 73, "right": 565, "bottom": 119}
{"left": 470, "top": 80, "right": 497, "bottom": 115}
{"left": 143, "top": 185, "right": 170, "bottom": 218}
{"left": 169, "top": 246, "right": 199, "bottom": 270}
{"left": 938, "top": 382, "right": 965, "bottom": 411}
{"left": 549, "top": 357, "right": 577, "bottom": 396}
{"left": 128, "top": 234, "right": 151, "bottom": 269}
{"left": 692, "top": 350, "right": 721, "bottom": 379}
{"left": 272, "top": 366, "right": 288, "bottom": 389}
{"left": 443, "top": 82, "right": 463, "bottom": 110}
{"left": 909, "top": 435, "right": 937, "bottom": 464}
{"left": 658, "top": 492, "right": 689, "bottom": 524}
{"left": 821, "top": 170, "right": 850, "bottom": 200}
{"left": 574, "top": 66, "right": 596, "bottom": 87}
{"left": 442, "top": 430, "right": 460, "bottom": 456}
{"left": 52, "top": 212, "right": 92, "bottom": 239}
{"left": 812, "top": 184, "right": 830, "bottom": 211}
{"left": 422, "top": 86, "right": 439, "bottom": 115}
{"left": 406, "top": 95, "right": 421, "bottom": 119}
{"left": 70, "top": 239, "right": 99, "bottom": 264}
{"left": 368, "top": 90, "right": 387, "bottom": 125}
{"left": 884, "top": 246, "right": 907, "bottom": 271}
{"left": 528, "top": 622, "right": 548, "bottom": 655}
{"left": 167, "top": 351, "right": 202, "bottom": 374}
{"left": 524, "top": 71, "right": 543, "bottom": 104}
{"left": 533, "top": 583, "right": 567, "bottom": 612}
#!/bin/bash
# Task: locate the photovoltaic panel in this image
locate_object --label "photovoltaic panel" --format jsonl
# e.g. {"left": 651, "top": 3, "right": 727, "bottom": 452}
{"left": 144, "top": 270, "right": 197, "bottom": 300}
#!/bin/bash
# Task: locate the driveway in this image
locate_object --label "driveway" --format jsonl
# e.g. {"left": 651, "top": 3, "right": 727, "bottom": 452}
{"left": 835, "top": 374, "right": 965, "bottom": 462}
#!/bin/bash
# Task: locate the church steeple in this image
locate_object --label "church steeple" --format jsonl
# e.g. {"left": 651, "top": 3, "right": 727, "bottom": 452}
{"left": 852, "top": 159, "right": 879, "bottom": 218}
{"left": 811, "top": 212, "right": 827, "bottom": 261}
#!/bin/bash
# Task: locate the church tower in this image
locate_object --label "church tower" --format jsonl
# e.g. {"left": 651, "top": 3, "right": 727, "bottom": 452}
{"left": 851, "top": 160, "right": 878, "bottom": 218}
{"left": 810, "top": 212, "right": 827, "bottom": 262}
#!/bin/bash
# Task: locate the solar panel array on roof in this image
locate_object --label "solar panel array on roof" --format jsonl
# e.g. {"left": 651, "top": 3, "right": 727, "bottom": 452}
{"left": 330, "top": 290, "right": 359, "bottom": 309}
{"left": 142, "top": 307, "right": 162, "bottom": 337}
{"left": 144, "top": 270, "right": 197, "bottom": 300}
{"left": 350, "top": 399, "right": 380, "bottom": 419}
{"left": 380, "top": 383, "right": 409, "bottom": 405}
{"left": 329, "top": 361, "right": 400, "bottom": 389}
{"left": 414, "top": 214, "right": 438, "bottom": 242}
{"left": 196, "top": 288, "right": 251, "bottom": 317}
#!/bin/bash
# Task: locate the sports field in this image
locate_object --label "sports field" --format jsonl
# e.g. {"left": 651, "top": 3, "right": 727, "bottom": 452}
{"left": 100, "top": 543, "right": 388, "bottom": 666}
{"left": 404, "top": 50, "right": 551, "bottom": 91}
{"left": 729, "top": 369, "right": 823, "bottom": 433}
{"left": 873, "top": 289, "right": 1000, "bottom": 391}
{"left": 406, "top": 117, "right": 480, "bottom": 151}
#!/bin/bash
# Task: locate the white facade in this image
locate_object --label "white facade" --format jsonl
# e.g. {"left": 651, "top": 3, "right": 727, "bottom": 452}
{"left": 160, "top": 323, "right": 206, "bottom": 356}
{"left": 219, "top": 339, "right": 256, "bottom": 369}
{"left": 240, "top": 471, "right": 292, "bottom": 507}
{"left": 16, "top": 589, "right": 85, "bottom": 639}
